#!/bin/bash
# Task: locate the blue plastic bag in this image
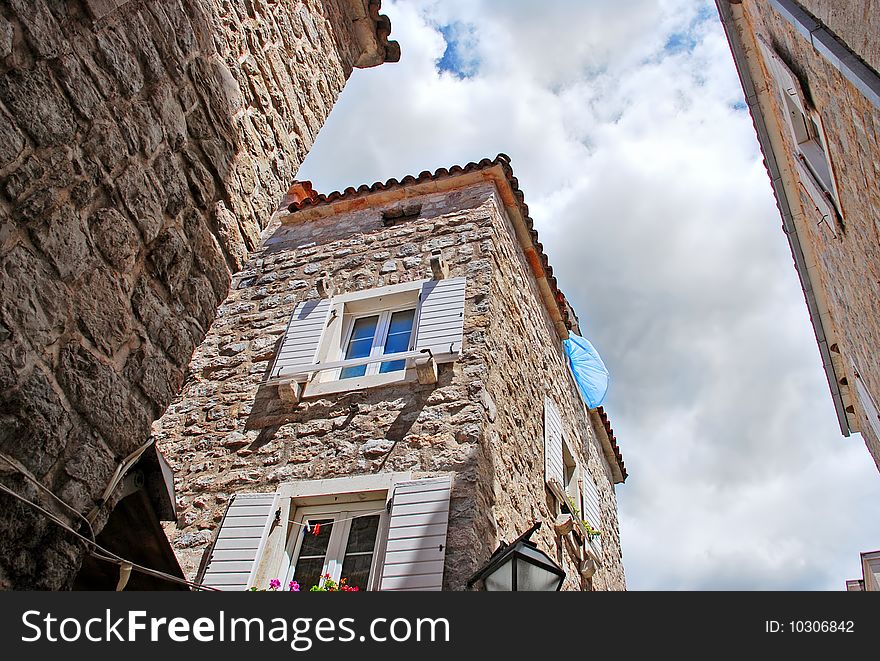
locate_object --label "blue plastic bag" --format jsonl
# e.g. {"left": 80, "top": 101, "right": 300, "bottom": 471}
{"left": 563, "top": 334, "right": 609, "bottom": 408}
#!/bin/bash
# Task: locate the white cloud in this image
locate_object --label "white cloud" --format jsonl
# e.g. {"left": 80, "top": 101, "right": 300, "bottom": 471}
{"left": 298, "top": 0, "right": 880, "bottom": 589}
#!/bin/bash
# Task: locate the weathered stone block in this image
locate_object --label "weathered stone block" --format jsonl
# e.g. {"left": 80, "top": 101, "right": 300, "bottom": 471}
{"left": 57, "top": 342, "right": 150, "bottom": 455}
{"left": 75, "top": 267, "right": 131, "bottom": 357}
{"left": 0, "top": 111, "right": 26, "bottom": 166}
{"left": 89, "top": 207, "right": 141, "bottom": 271}
{"left": 0, "top": 64, "right": 77, "bottom": 147}
{"left": 0, "top": 366, "right": 71, "bottom": 477}
{"left": 116, "top": 165, "right": 164, "bottom": 242}
{"left": 0, "top": 246, "right": 67, "bottom": 349}
{"left": 27, "top": 207, "right": 92, "bottom": 282}
{"left": 94, "top": 24, "right": 144, "bottom": 98}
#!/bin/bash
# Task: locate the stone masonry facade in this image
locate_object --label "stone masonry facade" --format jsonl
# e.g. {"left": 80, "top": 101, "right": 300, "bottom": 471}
{"left": 154, "top": 159, "right": 627, "bottom": 591}
{"left": 0, "top": 0, "right": 397, "bottom": 589}
{"left": 724, "top": 0, "right": 880, "bottom": 469}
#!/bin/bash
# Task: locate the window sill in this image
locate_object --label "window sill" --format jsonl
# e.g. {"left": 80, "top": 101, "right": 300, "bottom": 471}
{"left": 301, "top": 369, "right": 416, "bottom": 399}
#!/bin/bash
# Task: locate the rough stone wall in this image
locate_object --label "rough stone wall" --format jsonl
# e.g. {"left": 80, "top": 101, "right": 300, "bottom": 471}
{"left": 481, "top": 193, "right": 626, "bottom": 591}
{"left": 740, "top": 0, "right": 880, "bottom": 469}
{"left": 153, "top": 180, "right": 626, "bottom": 590}
{"left": 796, "top": 0, "right": 880, "bottom": 73}
{"left": 0, "top": 0, "right": 369, "bottom": 588}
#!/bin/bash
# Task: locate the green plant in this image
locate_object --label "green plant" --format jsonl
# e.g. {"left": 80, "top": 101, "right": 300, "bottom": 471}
{"left": 247, "top": 575, "right": 360, "bottom": 591}
{"left": 309, "top": 574, "right": 359, "bottom": 592}
{"left": 565, "top": 495, "right": 602, "bottom": 542}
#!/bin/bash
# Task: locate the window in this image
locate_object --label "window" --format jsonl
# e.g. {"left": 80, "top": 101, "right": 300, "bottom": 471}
{"left": 756, "top": 35, "right": 841, "bottom": 227}
{"left": 544, "top": 396, "right": 578, "bottom": 512}
{"left": 339, "top": 308, "right": 416, "bottom": 379}
{"left": 270, "top": 277, "right": 466, "bottom": 399}
{"left": 284, "top": 501, "right": 386, "bottom": 591}
{"left": 851, "top": 363, "right": 880, "bottom": 443}
{"left": 200, "top": 474, "right": 454, "bottom": 591}
{"left": 560, "top": 441, "right": 578, "bottom": 514}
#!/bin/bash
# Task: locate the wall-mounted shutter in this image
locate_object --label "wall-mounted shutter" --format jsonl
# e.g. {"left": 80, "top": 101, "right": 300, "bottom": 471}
{"left": 271, "top": 298, "right": 332, "bottom": 378}
{"left": 756, "top": 34, "right": 809, "bottom": 115}
{"left": 544, "top": 397, "right": 564, "bottom": 490}
{"left": 580, "top": 474, "right": 603, "bottom": 554}
{"left": 414, "top": 277, "right": 466, "bottom": 361}
{"left": 793, "top": 157, "right": 837, "bottom": 227}
{"left": 201, "top": 492, "right": 278, "bottom": 591}
{"left": 853, "top": 372, "right": 880, "bottom": 442}
{"left": 379, "top": 475, "right": 453, "bottom": 591}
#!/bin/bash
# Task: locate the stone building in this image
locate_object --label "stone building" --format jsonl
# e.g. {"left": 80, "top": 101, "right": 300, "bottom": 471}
{"left": 0, "top": 0, "right": 397, "bottom": 589}
{"left": 153, "top": 154, "right": 628, "bottom": 591}
{"left": 845, "top": 549, "right": 880, "bottom": 591}
{"left": 716, "top": 1, "right": 880, "bottom": 470}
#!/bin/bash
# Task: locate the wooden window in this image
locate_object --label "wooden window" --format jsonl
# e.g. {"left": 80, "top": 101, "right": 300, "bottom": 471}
{"left": 756, "top": 35, "right": 841, "bottom": 227}
{"left": 852, "top": 368, "right": 880, "bottom": 443}
{"left": 284, "top": 501, "right": 386, "bottom": 591}
{"left": 561, "top": 441, "right": 578, "bottom": 509}
{"left": 270, "top": 278, "right": 467, "bottom": 395}
{"left": 339, "top": 308, "right": 416, "bottom": 379}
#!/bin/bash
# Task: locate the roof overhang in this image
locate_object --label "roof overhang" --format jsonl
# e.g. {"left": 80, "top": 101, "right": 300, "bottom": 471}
{"left": 343, "top": 0, "right": 400, "bottom": 67}
{"left": 590, "top": 407, "right": 627, "bottom": 484}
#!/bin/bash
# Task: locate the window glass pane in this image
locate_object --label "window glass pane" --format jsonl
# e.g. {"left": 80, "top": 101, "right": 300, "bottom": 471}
{"left": 341, "top": 316, "right": 379, "bottom": 379}
{"left": 379, "top": 309, "right": 415, "bottom": 374}
{"left": 341, "top": 515, "right": 380, "bottom": 590}
{"left": 346, "top": 515, "right": 380, "bottom": 553}
{"left": 341, "top": 554, "right": 374, "bottom": 591}
{"left": 293, "top": 558, "right": 326, "bottom": 591}
{"left": 800, "top": 139, "right": 833, "bottom": 193}
{"left": 293, "top": 518, "right": 333, "bottom": 589}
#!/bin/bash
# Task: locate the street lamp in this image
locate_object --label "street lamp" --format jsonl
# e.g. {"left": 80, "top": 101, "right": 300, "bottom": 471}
{"left": 467, "top": 522, "right": 565, "bottom": 591}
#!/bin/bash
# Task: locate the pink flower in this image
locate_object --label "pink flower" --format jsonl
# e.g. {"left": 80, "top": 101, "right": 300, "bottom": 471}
{"left": 289, "top": 581, "right": 300, "bottom": 592}
{"left": 269, "top": 579, "right": 281, "bottom": 590}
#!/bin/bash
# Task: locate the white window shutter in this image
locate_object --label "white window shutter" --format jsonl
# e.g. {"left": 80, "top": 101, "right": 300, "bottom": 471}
{"left": 201, "top": 492, "right": 278, "bottom": 591}
{"left": 544, "top": 397, "right": 564, "bottom": 491}
{"left": 379, "top": 475, "right": 453, "bottom": 591}
{"left": 580, "top": 475, "right": 603, "bottom": 555}
{"left": 793, "top": 157, "right": 837, "bottom": 228}
{"left": 853, "top": 373, "right": 880, "bottom": 442}
{"left": 414, "top": 277, "right": 466, "bottom": 361}
{"left": 756, "top": 34, "right": 808, "bottom": 115}
{"left": 272, "top": 298, "right": 332, "bottom": 378}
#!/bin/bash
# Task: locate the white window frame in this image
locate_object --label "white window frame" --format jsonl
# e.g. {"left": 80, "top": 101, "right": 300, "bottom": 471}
{"left": 335, "top": 306, "right": 417, "bottom": 380}
{"left": 308, "top": 280, "right": 426, "bottom": 394}
{"left": 270, "top": 277, "right": 466, "bottom": 400}
{"left": 281, "top": 499, "right": 388, "bottom": 591}
{"left": 560, "top": 441, "right": 579, "bottom": 514}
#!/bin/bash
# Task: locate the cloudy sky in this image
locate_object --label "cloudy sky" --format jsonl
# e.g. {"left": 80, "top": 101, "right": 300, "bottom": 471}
{"left": 298, "top": 0, "right": 880, "bottom": 589}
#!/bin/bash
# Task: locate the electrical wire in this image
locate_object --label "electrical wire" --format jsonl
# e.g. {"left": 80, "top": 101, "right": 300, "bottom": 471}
{"left": 0, "top": 450, "right": 96, "bottom": 543}
{"left": 0, "top": 481, "right": 218, "bottom": 591}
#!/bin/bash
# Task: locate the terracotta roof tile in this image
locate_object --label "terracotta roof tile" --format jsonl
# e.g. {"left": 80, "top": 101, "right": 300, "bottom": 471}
{"left": 597, "top": 406, "right": 627, "bottom": 482}
{"left": 287, "top": 154, "right": 574, "bottom": 331}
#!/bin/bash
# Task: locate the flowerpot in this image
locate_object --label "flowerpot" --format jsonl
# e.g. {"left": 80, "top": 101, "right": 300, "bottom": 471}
{"left": 554, "top": 513, "right": 575, "bottom": 536}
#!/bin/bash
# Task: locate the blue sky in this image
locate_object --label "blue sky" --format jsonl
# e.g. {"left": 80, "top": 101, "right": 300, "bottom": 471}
{"left": 297, "top": 0, "right": 880, "bottom": 590}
